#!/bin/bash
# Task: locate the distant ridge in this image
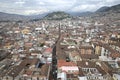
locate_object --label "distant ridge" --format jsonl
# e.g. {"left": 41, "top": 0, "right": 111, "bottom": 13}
{"left": 0, "top": 12, "right": 28, "bottom": 21}
{"left": 0, "top": 12, "right": 47, "bottom": 22}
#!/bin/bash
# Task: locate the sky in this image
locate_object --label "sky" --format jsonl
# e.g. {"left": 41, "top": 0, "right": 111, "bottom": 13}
{"left": 0, "top": 0, "right": 120, "bottom": 15}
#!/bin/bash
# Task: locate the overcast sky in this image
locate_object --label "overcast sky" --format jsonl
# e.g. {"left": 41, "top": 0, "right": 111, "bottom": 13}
{"left": 0, "top": 0, "right": 120, "bottom": 15}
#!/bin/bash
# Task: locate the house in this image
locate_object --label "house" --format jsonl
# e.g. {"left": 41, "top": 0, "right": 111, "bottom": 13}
{"left": 4, "top": 58, "right": 50, "bottom": 80}
{"left": 57, "top": 72, "right": 67, "bottom": 80}
{"left": 6, "top": 59, "right": 39, "bottom": 79}
{"left": 21, "top": 28, "right": 30, "bottom": 34}
{"left": 80, "top": 54, "right": 99, "bottom": 60}
{"left": 69, "top": 51, "right": 82, "bottom": 62}
{"left": 93, "top": 42, "right": 102, "bottom": 55}
{"left": 77, "top": 60, "right": 111, "bottom": 80}
{"left": 113, "top": 74, "right": 120, "bottom": 80}
{"left": 43, "top": 48, "right": 52, "bottom": 56}
{"left": 79, "top": 45, "right": 93, "bottom": 55}
{"left": 57, "top": 60, "right": 79, "bottom": 74}
{"left": 43, "top": 47, "right": 52, "bottom": 63}
{"left": 78, "top": 68, "right": 87, "bottom": 80}
{"left": 23, "top": 64, "right": 50, "bottom": 80}
{"left": 67, "top": 74, "right": 79, "bottom": 80}
{"left": 92, "top": 41, "right": 120, "bottom": 60}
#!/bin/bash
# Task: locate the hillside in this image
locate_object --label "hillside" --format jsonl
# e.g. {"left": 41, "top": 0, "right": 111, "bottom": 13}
{"left": 0, "top": 12, "right": 29, "bottom": 21}
{"left": 68, "top": 11, "right": 93, "bottom": 17}
{"left": 106, "top": 4, "right": 120, "bottom": 13}
{"left": 96, "top": 4, "right": 120, "bottom": 13}
{"left": 96, "top": 6, "right": 110, "bottom": 12}
{"left": 0, "top": 12, "right": 47, "bottom": 22}
{"left": 43, "top": 11, "right": 72, "bottom": 20}
{"left": 0, "top": 4, "right": 119, "bottom": 21}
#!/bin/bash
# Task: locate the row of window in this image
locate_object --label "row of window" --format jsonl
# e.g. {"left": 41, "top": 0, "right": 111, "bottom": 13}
{"left": 82, "top": 68, "right": 97, "bottom": 72}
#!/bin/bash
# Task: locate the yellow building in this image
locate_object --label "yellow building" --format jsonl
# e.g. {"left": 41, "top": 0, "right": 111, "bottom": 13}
{"left": 4, "top": 45, "right": 12, "bottom": 49}
{"left": 21, "top": 28, "right": 30, "bottom": 34}
{"left": 95, "top": 45, "right": 101, "bottom": 55}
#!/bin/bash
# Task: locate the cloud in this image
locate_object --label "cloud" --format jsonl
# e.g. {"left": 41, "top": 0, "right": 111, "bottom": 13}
{"left": 39, "top": 2, "right": 45, "bottom": 5}
{"left": 70, "top": 0, "right": 120, "bottom": 12}
{"left": 24, "top": 9, "right": 49, "bottom": 15}
{"left": 71, "top": 4, "right": 98, "bottom": 12}
{"left": 0, "top": 0, "right": 120, "bottom": 15}
{"left": 39, "top": 0, "right": 76, "bottom": 11}
{"left": 15, "top": 1, "right": 25, "bottom": 5}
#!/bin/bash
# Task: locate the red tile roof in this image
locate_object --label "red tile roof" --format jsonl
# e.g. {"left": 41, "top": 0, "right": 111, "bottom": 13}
{"left": 44, "top": 48, "right": 52, "bottom": 53}
{"left": 58, "top": 60, "right": 77, "bottom": 67}
{"left": 25, "top": 43, "right": 33, "bottom": 47}
{"left": 110, "top": 53, "right": 120, "bottom": 58}
{"left": 77, "top": 60, "right": 96, "bottom": 68}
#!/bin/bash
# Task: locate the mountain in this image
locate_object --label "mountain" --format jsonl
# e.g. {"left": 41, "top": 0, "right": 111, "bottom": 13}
{"left": 0, "top": 4, "right": 119, "bottom": 21}
{"left": 43, "top": 11, "right": 72, "bottom": 20}
{"left": 0, "top": 12, "right": 48, "bottom": 22}
{"left": 68, "top": 11, "right": 93, "bottom": 16}
{"left": 96, "top": 4, "right": 120, "bottom": 13}
{"left": 28, "top": 13, "right": 48, "bottom": 21}
{"left": 0, "top": 11, "right": 70, "bottom": 21}
{"left": 106, "top": 4, "right": 120, "bottom": 12}
{"left": 96, "top": 6, "right": 109, "bottom": 12}
{"left": 0, "top": 12, "right": 29, "bottom": 21}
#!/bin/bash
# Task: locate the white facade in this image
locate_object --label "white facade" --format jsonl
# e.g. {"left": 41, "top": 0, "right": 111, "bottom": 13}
{"left": 113, "top": 74, "right": 120, "bottom": 80}
{"left": 57, "top": 72, "right": 67, "bottom": 80}
{"left": 60, "top": 66, "right": 79, "bottom": 73}
{"left": 78, "top": 76, "right": 87, "bottom": 80}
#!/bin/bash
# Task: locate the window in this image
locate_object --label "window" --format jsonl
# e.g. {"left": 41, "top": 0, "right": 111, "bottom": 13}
{"left": 95, "top": 77, "right": 97, "bottom": 79}
{"left": 87, "top": 76, "right": 90, "bottom": 79}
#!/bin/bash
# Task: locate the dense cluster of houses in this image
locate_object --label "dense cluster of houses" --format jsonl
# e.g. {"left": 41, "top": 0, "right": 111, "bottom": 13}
{"left": 0, "top": 16, "right": 120, "bottom": 80}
